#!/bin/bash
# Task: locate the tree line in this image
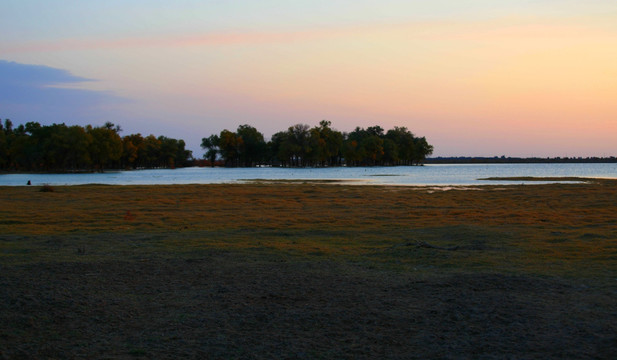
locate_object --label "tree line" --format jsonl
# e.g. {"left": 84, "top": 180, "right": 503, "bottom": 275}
{"left": 427, "top": 156, "right": 617, "bottom": 164}
{"left": 201, "top": 120, "right": 433, "bottom": 167}
{"left": 0, "top": 119, "right": 193, "bottom": 171}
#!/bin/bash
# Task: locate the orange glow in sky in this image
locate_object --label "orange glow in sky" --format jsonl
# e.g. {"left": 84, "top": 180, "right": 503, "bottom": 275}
{"left": 1, "top": 2, "right": 616, "bottom": 157}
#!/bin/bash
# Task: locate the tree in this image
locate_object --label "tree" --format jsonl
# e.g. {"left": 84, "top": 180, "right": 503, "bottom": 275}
{"left": 87, "top": 123, "right": 123, "bottom": 171}
{"left": 236, "top": 124, "right": 266, "bottom": 167}
{"left": 0, "top": 120, "right": 195, "bottom": 171}
{"left": 344, "top": 127, "right": 369, "bottom": 166}
{"left": 64, "top": 125, "right": 93, "bottom": 169}
{"left": 386, "top": 127, "right": 415, "bottom": 165}
{"left": 154, "top": 136, "right": 192, "bottom": 168}
{"left": 201, "top": 134, "right": 220, "bottom": 167}
{"left": 0, "top": 121, "right": 8, "bottom": 169}
{"left": 366, "top": 125, "right": 384, "bottom": 137}
{"left": 7, "top": 123, "right": 31, "bottom": 170}
{"left": 309, "top": 120, "right": 343, "bottom": 166}
{"left": 158, "top": 136, "right": 179, "bottom": 168}
{"left": 287, "top": 124, "right": 311, "bottom": 166}
{"left": 361, "top": 135, "right": 384, "bottom": 165}
{"left": 413, "top": 136, "right": 433, "bottom": 165}
{"left": 200, "top": 121, "right": 433, "bottom": 167}
{"left": 142, "top": 135, "right": 162, "bottom": 168}
{"left": 382, "top": 138, "right": 399, "bottom": 165}
{"left": 175, "top": 139, "right": 193, "bottom": 167}
{"left": 3, "top": 119, "right": 13, "bottom": 135}
{"left": 342, "top": 128, "right": 365, "bottom": 166}
{"left": 218, "top": 129, "right": 242, "bottom": 166}
{"left": 122, "top": 133, "right": 144, "bottom": 169}
{"left": 269, "top": 131, "right": 292, "bottom": 166}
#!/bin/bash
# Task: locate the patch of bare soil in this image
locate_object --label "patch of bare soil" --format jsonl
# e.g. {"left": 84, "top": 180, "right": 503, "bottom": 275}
{"left": 1, "top": 252, "right": 615, "bottom": 359}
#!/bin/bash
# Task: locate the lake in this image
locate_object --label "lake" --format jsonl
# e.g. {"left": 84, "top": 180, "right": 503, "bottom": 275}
{"left": 1, "top": 163, "right": 616, "bottom": 186}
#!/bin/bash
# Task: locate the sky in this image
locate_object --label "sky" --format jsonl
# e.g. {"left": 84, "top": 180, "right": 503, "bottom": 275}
{"left": 1, "top": 0, "right": 616, "bottom": 157}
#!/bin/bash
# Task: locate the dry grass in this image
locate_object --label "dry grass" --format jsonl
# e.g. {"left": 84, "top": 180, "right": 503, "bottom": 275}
{"left": 1, "top": 181, "right": 617, "bottom": 358}
{"left": 1, "top": 180, "right": 616, "bottom": 279}
{"left": 38, "top": 184, "right": 55, "bottom": 193}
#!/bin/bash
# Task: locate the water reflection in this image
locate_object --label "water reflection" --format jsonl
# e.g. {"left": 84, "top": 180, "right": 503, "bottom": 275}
{"left": 1, "top": 163, "right": 615, "bottom": 186}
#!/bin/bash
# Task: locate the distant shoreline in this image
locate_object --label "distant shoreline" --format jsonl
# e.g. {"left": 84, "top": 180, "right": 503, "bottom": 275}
{"left": 426, "top": 156, "right": 617, "bottom": 164}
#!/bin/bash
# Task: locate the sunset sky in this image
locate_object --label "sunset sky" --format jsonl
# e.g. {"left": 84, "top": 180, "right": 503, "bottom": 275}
{"left": 2, "top": 1, "right": 616, "bottom": 157}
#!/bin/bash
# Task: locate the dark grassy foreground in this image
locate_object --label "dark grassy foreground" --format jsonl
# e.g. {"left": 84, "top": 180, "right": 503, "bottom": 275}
{"left": 1, "top": 180, "right": 616, "bottom": 359}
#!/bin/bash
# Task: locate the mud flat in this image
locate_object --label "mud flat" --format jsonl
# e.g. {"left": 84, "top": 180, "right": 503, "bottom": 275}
{"left": 1, "top": 180, "right": 616, "bottom": 358}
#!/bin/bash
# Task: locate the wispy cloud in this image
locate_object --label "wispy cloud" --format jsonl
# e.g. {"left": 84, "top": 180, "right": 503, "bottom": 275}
{"left": 2, "top": 25, "right": 373, "bottom": 54}
{"left": 3, "top": 14, "right": 614, "bottom": 55}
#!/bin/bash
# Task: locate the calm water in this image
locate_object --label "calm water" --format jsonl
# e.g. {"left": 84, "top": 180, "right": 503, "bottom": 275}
{"left": 1, "top": 163, "right": 616, "bottom": 186}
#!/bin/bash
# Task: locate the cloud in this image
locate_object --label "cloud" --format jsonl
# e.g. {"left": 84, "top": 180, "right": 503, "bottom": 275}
{"left": 1, "top": 26, "right": 362, "bottom": 54}
{"left": 4, "top": 14, "right": 613, "bottom": 56}
{"left": 0, "top": 60, "right": 126, "bottom": 125}
{"left": 1, "top": 59, "right": 91, "bottom": 86}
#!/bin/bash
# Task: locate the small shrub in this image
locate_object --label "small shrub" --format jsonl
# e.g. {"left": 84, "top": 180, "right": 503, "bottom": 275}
{"left": 40, "top": 184, "right": 55, "bottom": 192}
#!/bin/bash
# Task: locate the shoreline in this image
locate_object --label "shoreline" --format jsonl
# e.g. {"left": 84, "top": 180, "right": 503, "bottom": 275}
{"left": 0, "top": 176, "right": 610, "bottom": 188}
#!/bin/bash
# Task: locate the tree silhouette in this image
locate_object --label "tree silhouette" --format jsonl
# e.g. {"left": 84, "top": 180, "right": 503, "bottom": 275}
{"left": 201, "top": 134, "right": 220, "bottom": 167}
{"left": 0, "top": 120, "right": 193, "bottom": 171}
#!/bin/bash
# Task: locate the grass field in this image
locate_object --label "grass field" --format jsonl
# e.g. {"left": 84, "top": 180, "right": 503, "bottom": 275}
{"left": 1, "top": 180, "right": 616, "bottom": 358}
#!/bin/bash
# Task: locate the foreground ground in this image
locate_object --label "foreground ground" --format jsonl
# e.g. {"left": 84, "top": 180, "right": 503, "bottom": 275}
{"left": 1, "top": 180, "right": 616, "bottom": 358}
